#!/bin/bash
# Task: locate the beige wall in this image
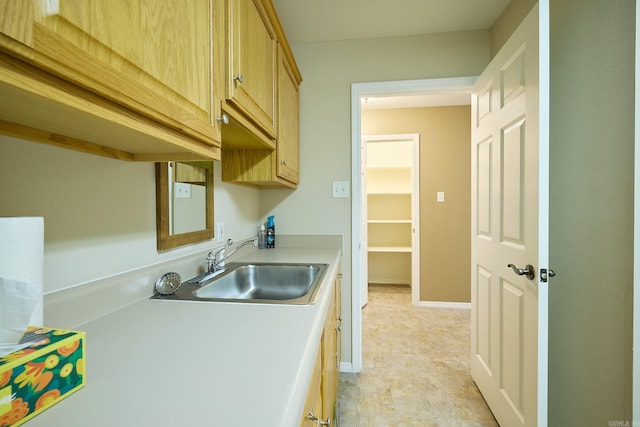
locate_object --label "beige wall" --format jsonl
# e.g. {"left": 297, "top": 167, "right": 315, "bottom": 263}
{"left": 490, "top": 0, "right": 538, "bottom": 57}
{"left": 0, "top": 136, "right": 260, "bottom": 293}
{"left": 548, "top": 0, "right": 634, "bottom": 423}
{"left": 362, "top": 106, "right": 471, "bottom": 303}
{"left": 261, "top": 31, "right": 490, "bottom": 364}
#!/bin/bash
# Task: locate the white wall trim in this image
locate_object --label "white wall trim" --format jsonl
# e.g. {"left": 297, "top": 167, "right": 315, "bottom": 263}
{"left": 351, "top": 76, "right": 477, "bottom": 373}
{"left": 417, "top": 301, "right": 472, "bottom": 310}
{"left": 633, "top": 0, "right": 640, "bottom": 420}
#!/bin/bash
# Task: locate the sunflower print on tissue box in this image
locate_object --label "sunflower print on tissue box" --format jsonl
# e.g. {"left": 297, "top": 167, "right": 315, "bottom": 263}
{"left": 0, "top": 327, "right": 85, "bottom": 426}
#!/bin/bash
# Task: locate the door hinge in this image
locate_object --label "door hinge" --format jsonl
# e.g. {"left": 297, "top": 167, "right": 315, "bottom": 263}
{"left": 540, "top": 268, "right": 556, "bottom": 283}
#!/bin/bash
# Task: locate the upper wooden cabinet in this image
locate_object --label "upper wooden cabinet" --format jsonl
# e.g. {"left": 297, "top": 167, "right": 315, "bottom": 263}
{"left": 276, "top": 44, "right": 300, "bottom": 184}
{"left": 220, "top": 0, "right": 302, "bottom": 188}
{"left": 225, "top": 0, "right": 278, "bottom": 143}
{"left": 0, "top": 0, "right": 222, "bottom": 161}
{"left": 221, "top": 45, "right": 300, "bottom": 188}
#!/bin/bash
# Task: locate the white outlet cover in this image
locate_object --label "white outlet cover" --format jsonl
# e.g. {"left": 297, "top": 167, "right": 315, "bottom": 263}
{"left": 216, "top": 221, "right": 225, "bottom": 242}
{"left": 437, "top": 191, "right": 445, "bottom": 202}
{"left": 174, "top": 182, "right": 191, "bottom": 199}
{"left": 332, "top": 181, "right": 349, "bottom": 198}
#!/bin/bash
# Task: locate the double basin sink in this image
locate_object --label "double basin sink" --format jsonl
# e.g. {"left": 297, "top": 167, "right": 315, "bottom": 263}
{"left": 152, "top": 262, "right": 328, "bottom": 305}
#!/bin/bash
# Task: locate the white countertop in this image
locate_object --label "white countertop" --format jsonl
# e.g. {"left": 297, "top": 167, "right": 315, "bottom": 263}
{"left": 27, "top": 245, "right": 342, "bottom": 427}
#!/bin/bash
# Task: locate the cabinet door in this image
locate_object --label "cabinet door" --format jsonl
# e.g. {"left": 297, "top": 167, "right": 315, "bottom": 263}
{"left": 276, "top": 45, "right": 299, "bottom": 184}
{"left": 335, "top": 274, "right": 342, "bottom": 375}
{"left": 300, "top": 348, "right": 322, "bottom": 427}
{"left": 227, "top": 0, "right": 277, "bottom": 138}
{"left": 0, "top": 0, "right": 220, "bottom": 145}
{"left": 321, "top": 291, "right": 338, "bottom": 425}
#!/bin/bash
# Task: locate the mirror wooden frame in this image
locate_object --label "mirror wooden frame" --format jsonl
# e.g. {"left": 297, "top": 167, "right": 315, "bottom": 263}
{"left": 155, "top": 162, "right": 214, "bottom": 250}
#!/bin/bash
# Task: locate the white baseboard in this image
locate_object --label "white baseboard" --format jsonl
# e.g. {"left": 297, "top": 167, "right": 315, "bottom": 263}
{"left": 368, "top": 281, "right": 410, "bottom": 286}
{"left": 416, "top": 301, "right": 471, "bottom": 309}
{"left": 339, "top": 361, "right": 353, "bottom": 373}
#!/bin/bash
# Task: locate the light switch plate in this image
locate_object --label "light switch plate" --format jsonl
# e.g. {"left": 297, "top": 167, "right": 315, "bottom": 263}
{"left": 332, "top": 181, "right": 349, "bottom": 198}
{"left": 437, "top": 191, "right": 445, "bottom": 202}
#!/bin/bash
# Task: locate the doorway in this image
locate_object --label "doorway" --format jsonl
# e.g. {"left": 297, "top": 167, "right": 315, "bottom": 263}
{"left": 362, "top": 134, "right": 420, "bottom": 307}
{"left": 350, "top": 76, "right": 476, "bottom": 372}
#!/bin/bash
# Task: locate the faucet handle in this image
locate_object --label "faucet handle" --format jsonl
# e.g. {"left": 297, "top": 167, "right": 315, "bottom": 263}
{"left": 207, "top": 239, "right": 233, "bottom": 272}
{"left": 215, "top": 239, "right": 233, "bottom": 260}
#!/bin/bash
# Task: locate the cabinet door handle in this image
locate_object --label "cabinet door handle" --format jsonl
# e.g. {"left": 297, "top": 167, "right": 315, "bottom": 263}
{"left": 307, "top": 411, "right": 331, "bottom": 425}
{"left": 280, "top": 159, "right": 288, "bottom": 166}
{"left": 215, "top": 113, "right": 229, "bottom": 125}
{"left": 233, "top": 73, "right": 244, "bottom": 84}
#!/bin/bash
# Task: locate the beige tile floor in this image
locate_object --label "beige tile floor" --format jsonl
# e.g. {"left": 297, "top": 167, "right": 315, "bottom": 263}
{"left": 338, "top": 284, "right": 499, "bottom": 426}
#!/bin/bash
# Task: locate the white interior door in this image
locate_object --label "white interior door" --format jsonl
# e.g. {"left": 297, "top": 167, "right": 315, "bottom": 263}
{"left": 470, "top": 3, "right": 549, "bottom": 427}
{"left": 360, "top": 139, "right": 368, "bottom": 307}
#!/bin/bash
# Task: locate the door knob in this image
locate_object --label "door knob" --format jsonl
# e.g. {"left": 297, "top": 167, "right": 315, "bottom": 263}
{"left": 507, "top": 263, "right": 535, "bottom": 280}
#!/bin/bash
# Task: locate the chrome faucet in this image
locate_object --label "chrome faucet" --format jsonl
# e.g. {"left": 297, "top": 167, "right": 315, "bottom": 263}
{"left": 207, "top": 238, "right": 257, "bottom": 272}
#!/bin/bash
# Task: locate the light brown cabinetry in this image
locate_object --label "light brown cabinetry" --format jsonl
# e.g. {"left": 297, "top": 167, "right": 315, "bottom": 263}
{"left": 0, "top": 0, "right": 222, "bottom": 161}
{"left": 224, "top": 0, "right": 277, "bottom": 141}
{"left": 300, "top": 273, "right": 342, "bottom": 426}
{"left": 300, "top": 348, "right": 323, "bottom": 427}
{"left": 275, "top": 45, "right": 300, "bottom": 184}
{"left": 220, "top": 0, "right": 301, "bottom": 188}
{"left": 222, "top": 44, "right": 300, "bottom": 187}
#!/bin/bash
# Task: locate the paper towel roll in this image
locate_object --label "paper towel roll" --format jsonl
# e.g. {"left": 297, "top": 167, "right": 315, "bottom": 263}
{"left": 0, "top": 217, "right": 44, "bottom": 347}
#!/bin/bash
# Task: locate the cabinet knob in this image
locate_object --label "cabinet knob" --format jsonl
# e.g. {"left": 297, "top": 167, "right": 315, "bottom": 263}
{"left": 215, "top": 113, "right": 229, "bottom": 125}
{"left": 280, "top": 159, "right": 288, "bottom": 166}
{"left": 233, "top": 73, "right": 244, "bottom": 84}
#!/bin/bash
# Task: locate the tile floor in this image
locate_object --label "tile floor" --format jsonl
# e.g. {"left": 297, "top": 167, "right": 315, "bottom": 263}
{"left": 337, "top": 284, "right": 499, "bottom": 426}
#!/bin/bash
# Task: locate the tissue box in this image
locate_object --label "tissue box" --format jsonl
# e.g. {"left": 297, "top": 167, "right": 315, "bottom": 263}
{"left": 0, "top": 327, "right": 85, "bottom": 427}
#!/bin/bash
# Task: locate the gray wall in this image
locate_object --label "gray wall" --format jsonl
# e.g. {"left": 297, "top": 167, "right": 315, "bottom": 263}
{"left": 549, "top": 0, "right": 634, "bottom": 424}
{"left": 0, "top": 136, "right": 260, "bottom": 293}
{"left": 260, "top": 30, "right": 490, "bottom": 365}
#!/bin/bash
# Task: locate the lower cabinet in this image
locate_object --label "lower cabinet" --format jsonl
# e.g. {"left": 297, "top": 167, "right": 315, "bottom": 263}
{"left": 300, "top": 273, "right": 341, "bottom": 426}
{"left": 300, "top": 348, "right": 323, "bottom": 427}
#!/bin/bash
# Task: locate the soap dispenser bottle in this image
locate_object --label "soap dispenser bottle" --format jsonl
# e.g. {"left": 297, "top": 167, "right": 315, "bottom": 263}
{"left": 266, "top": 215, "right": 275, "bottom": 248}
{"left": 258, "top": 224, "right": 266, "bottom": 249}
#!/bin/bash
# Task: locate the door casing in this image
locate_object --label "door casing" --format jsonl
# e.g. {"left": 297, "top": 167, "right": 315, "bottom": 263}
{"left": 350, "top": 76, "right": 477, "bottom": 372}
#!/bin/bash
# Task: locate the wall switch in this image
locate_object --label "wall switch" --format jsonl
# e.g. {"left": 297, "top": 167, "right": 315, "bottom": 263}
{"left": 174, "top": 182, "right": 191, "bottom": 199}
{"left": 332, "top": 181, "right": 349, "bottom": 198}
{"left": 216, "top": 221, "right": 225, "bottom": 242}
{"left": 437, "top": 191, "right": 445, "bottom": 203}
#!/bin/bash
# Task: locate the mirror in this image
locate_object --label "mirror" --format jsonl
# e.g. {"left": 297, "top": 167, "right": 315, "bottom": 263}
{"left": 156, "top": 161, "right": 214, "bottom": 250}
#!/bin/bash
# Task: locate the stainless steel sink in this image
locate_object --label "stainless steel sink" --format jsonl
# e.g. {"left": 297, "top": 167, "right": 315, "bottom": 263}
{"left": 152, "top": 262, "right": 328, "bottom": 305}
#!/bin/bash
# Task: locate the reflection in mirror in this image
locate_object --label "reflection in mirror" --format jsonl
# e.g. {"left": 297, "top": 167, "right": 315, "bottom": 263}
{"left": 156, "top": 161, "right": 214, "bottom": 250}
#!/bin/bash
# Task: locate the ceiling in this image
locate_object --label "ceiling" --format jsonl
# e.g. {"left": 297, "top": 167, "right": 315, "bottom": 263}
{"left": 271, "top": 0, "right": 510, "bottom": 109}
{"left": 272, "top": 0, "right": 510, "bottom": 45}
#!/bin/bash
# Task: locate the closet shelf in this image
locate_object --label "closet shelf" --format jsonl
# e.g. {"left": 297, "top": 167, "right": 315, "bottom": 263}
{"left": 367, "top": 191, "right": 412, "bottom": 196}
{"left": 366, "top": 166, "right": 412, "bottom": 171}
{"left": 368, "top": 246, "right": 412, "bottom": 253}
{"left": 368, "top": 219, "right": 412, "bottom": 224}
